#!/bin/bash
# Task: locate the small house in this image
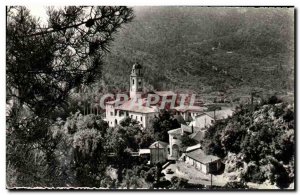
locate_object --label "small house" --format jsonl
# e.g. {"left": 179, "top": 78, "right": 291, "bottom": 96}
{"left": 149, "top": 141, "right": 169, "bottom": 164}
{"left": 184, "top": 148, "right": 221, "bottom": 174}
{"left": 189, "top": 108, "right": 234, "bottom": 129}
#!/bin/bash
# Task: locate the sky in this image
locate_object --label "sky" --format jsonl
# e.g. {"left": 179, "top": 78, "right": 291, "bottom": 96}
{"left": 29, "top": 6, "right": 49, "bottom": 24}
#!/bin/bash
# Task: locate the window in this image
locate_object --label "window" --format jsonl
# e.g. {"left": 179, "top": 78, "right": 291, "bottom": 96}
{"left": 132, "top": 79, "right": 135, "bottom": 85}
{"left": 131, "top": 115, "right": 133, "bottom": 118}
{"left": 110, "top": 112, "right": 113, "bottom": 116}
{"left": 141, "top": 116, "right": 143, "bottom": 121}
{"left": 136, "top": 116, "right": 137, "bottom": 120}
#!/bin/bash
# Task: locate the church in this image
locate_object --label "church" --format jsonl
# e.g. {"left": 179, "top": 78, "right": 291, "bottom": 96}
{"left": 104, "top": 63, "right": 208, "bottom": 129}
{"left": 105, "top": 63, "right": 172, "bottom": 128}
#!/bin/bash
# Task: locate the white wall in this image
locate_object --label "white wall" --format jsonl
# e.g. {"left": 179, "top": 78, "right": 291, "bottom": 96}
{"left": 106, "top": 104, "right": 157, "bottom": 128}
{"left": 195, "top": 115, "right": 214, "bottom": 129}
{"left": 185, "top": 156, "right": 209, "bottom": 174}
{"left": 169, "top": 134, "right": 181, "bottom": 158}
{"left": 106, "top": 104, "right": 116, "bottom": 127}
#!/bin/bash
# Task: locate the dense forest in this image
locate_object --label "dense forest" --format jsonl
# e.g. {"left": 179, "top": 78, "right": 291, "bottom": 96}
{"left": 101, "top": 7, "right": 294, "bottom": 98}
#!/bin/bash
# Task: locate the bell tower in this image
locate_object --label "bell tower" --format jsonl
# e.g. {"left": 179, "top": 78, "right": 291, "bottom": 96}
{"left": 130, "top": 63, "right": 143, "bottom": 99}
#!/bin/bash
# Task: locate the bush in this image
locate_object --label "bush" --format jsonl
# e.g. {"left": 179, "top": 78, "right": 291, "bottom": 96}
{"left": 267, "top": 95, "right": 282, "bottom": 105}
{"left": 224, "top": 181, "right": 249, "bottom": 189}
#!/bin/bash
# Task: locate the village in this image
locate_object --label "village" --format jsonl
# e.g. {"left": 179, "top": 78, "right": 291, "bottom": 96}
{"left": 103, "top": 63, "right": 235, "bottom": 187}
{"left": 6, "top": 6, "right": 294, "bottom": 190}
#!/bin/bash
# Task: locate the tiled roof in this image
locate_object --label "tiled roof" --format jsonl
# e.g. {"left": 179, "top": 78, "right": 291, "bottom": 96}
{"left": 186, "top": 148, "right": 220, "bottom": 164}
{"left": 149, "top": 141, "right": 169, "bottom": 149}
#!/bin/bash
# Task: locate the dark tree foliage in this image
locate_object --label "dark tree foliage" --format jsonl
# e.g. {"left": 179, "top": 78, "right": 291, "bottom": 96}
{"left": 283, "top": 109, "right": 294, "bottom": 123}
{"left": 202, "top": 120, "right": 227, "bottom": 157}
{"left": 267, "top": 95, "right": 282, "bottom": 105}
{"left": 224, "top": 181, "right": 249, "bottom": 189}
{"left": 269, "top": 158, "right": 291, "bottom": 189}
{"left": 201, "top": 96, "right": 294, "bottom": 187}
{"left": 6, "top": 6, "right": 133, "bottom": 188}
{"left": 120, "top": 164, "right": 158, "bottom": 189}
{"left": 7, "top": 6, "right": 133, "bottom": 115}
{"left": 170, "top": 176, "right": 189, "bottom": 189}
{"left": 150, "top": 110, "right": 180, "bottom": 142}
{"left": 120, "top": 116, "right": 139, "bottom": 127}
{"left": 65, "top": 114, "right": 109, "bottom": 187}
{"left": 181, "top": 133, "right": 198, "bottom": 147}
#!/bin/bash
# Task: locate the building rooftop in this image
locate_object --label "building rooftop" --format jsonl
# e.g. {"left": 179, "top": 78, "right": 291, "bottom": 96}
{"left": 139, "top": 149, "right": 150, "bottom": 154}
{"left": 174, "top": 114, "right": 187, "bottom": 125}
{"left": 185, "top": 148, "right": 220, "bottom": 164}
{"left": 189, "top": 130, "right": 206, "bottom": 142}
{"left": 186, "top": 144, "right": 201, "bottom": 152}
{"left": 173, "top": 105, "right": 208, "bottom": 113}
{"left": 168, "top": 128, "right": 182, "bottom": 135}
{"left": 182, "top": 124, "right": 201, "bottom": 134}
{"left": 115, "top": 99, "right": 159, "bottom": 114}
{"left": 168, "top": 124, "right": 202, "bottom": 135}
{"left": 105, "top": 99, "right": 125, "bottom": 106}
{"left": 202, "top": 108, "right": 234, "bottom": 120}
{"left": 154, "top": 91, "right": 176, "bottom": 97}
{"left": 149, "top": 141, "right": 169, "bottom": 149}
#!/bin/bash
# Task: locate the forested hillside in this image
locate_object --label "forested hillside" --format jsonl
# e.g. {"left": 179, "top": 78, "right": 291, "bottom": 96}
{"left": 101, "top": 7, "right": 294, "bottom": 98}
